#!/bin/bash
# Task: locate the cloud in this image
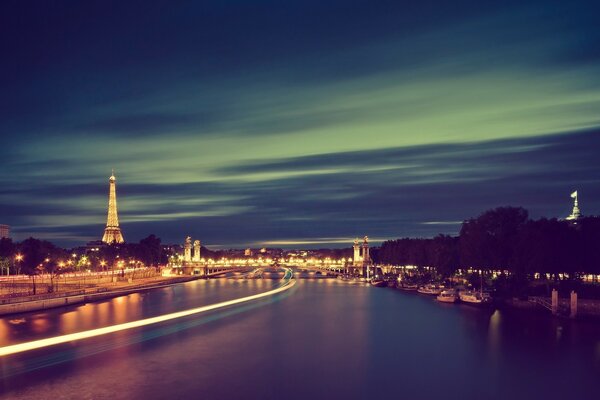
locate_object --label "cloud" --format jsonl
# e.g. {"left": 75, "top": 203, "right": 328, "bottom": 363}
{"left": 2, "top": 0, "right": 600, "bottom": 247}
{"left": 4, "top": 129, "right": 600, "bottom": 247}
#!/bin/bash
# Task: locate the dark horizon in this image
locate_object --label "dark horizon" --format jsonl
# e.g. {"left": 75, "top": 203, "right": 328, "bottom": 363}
{"left": 2, "top": 1, "right": 600, "bottom": 248}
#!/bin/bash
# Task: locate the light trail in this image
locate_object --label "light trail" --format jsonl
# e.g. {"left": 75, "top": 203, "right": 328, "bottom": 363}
{"left": 0, "top": 269, "right": 295, "bottom": 357}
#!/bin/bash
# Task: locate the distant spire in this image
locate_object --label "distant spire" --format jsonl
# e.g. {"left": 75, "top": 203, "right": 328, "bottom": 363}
{"left": 566, "top": 190, "right": 581, "bottom": 221}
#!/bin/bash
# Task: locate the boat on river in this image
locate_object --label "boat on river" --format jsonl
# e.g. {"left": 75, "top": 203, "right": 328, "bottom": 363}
{"left": 459, "top": 290, "right": 492, "bottom": 305}
{"left": 397, "top": 282, "right": 419, "bottom": 291}
{"left": 437, "top": 289, "right": 458, "bottom": 303}
{"left": 370, "top": 278, "right": 387, "bottom": 287}
{"left": 417, "top": 284, "right": 444, "bottom": 295}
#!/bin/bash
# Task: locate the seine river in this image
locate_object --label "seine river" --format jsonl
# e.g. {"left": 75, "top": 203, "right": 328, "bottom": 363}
{"left": 1, "top": 275, "right": 599, "bottom": 399}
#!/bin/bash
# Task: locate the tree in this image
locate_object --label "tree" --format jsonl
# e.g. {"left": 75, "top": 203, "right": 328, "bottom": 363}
{"left": 137, "top": 234, "right": 162, "bottom": 267}
{"left": 579, "top": 217, "right": 600, "bottom": 276}
{"left": 17, "top": 237, "right": 63, "bottom": 295}
{"left": 459, "top": 207, "right": 529, "bottom": 271}
{"left": 431, "top": 235, "right": 459, "bottom": 277}
{"left": 0, "top": 257, "right": 11, "bottom": 276}
{"left": 0, "top": 237, "right": 15, "bottom": 259}
{"left": 512, "top": 218, "right": 578, "bottom": 279}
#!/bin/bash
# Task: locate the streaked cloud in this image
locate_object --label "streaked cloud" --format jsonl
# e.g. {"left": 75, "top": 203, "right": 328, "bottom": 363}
{"left": 1, "top": 0, "right": 599, "bottom": 247}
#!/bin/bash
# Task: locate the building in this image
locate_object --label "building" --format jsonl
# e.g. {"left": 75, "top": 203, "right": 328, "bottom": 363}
{"left": 566, "top": 190, "right": 582, "bottom": 221}
{"left": 102, "top": 171, "right": 125, "bottom": 244}
{"left": 0, "top": 224, "right": 9, "bottom": 239}
{"left": 84, "top": 240, "right": 107, "bottom": 252}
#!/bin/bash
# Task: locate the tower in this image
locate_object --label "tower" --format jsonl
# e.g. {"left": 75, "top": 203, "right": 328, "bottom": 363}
{"left": 101, "top": 171, "right": 125, "bottom": 244}
{"left": 566, "top": 190, "right": 581, "bottom": 221}
{"left": 193, "top": 240, "right": 201, "bottom": 262}
{"left": 184, "top": 236, "right": 192, "bottom": 262}
{"left": 353, "top": 238, "right": 362, "bottom": 265}
{"left": 361, "top": 236, "right": 370, "bottom": 264}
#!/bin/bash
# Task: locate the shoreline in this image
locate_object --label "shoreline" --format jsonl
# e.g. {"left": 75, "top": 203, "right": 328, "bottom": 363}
{"left": 0, "top": 276, "right": 201, "bottom": 316}
{"left": 387, "top": 283, "right": 600, "bottom": 320}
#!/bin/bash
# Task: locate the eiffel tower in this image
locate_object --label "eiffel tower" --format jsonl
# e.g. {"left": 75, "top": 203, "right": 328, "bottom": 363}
{"left": 101, "top": 171, "right": 125, "bottom": 244}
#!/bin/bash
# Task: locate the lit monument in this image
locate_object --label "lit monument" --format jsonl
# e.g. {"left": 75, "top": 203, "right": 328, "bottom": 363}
{"left": 347, "top": 236, "right": 371, "bottom": 277}
{"left": 353, "top": 238, "right": 363, "bottom": 265}
{"left": 362, "top": 236, "right": 370, "bottom": 264}
{"left": 184, "top": 236, "right": 192, "bottom": 262}
{"left": 182, "top": 236, "right": 203, "bottom": 275}
{"left": 193, "top": 240, "right": 201, "bottom": 262}
{"left": 101, "top": 171, "right": 125, "bottom": 244}
{"left": 566, "top": 190, "right": 581, "bottom": 221}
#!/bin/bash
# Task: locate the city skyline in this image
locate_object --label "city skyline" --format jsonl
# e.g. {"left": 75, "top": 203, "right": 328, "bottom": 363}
{"left": 2, "top": 1, "right": 600, "bottom": 247}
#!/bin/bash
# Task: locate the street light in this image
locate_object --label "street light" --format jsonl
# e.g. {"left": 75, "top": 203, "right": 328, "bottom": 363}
{"left": 12, "top": 253, "right": 23, "bottom": 276}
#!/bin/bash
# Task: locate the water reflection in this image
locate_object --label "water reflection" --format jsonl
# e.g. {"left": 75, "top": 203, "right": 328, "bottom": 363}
{"left": 1, "top": 281, "right": 599, "bottom": 400}
{"left": 488, "top": 309, "right": 502, "bottom": 362}
{"left": 0, "top": 279, "right": 277, "bottom": 347}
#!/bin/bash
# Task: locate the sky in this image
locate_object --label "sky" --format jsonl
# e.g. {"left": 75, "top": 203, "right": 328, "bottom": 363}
{"left": 1, "top": 0, "right": 600, "bottom": 248}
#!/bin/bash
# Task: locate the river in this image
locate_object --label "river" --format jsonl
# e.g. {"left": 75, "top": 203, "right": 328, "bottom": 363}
{"left": 0, "top": 275, "right": 599, "bottom": 399}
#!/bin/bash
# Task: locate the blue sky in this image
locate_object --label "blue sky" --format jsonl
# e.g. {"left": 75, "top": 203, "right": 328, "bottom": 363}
{"left": 1, "top": 0, "right": 599, "bottom": 247}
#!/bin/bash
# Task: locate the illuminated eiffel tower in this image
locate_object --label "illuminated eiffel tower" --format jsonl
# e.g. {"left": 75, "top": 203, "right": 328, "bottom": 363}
{"left": 101, "top": 171, "right": 125, "bottom": 244}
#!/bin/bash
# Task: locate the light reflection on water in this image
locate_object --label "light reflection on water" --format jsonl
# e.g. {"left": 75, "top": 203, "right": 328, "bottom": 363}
{"left": 0, "top": 279, "right": 278, "bottom": 347}
{"left": 0, "top": 280, "right": 599, "bottom": 400}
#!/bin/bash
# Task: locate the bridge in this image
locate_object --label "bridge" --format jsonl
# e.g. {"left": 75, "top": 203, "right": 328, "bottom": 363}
{"left": 169, "top": 258, "right": 347, "bottom": 279}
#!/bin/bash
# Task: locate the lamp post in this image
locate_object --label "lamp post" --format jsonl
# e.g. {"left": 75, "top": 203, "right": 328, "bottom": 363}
{"left": 14, "top": 254, "right": 23, "bottom": 276}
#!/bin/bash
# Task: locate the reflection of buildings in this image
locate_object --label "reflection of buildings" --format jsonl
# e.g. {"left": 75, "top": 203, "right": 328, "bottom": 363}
{"left": 0, "top": 224, "right": 9, "bottom": 239}
{"left": 101, "top": 171, "right": 125, "bottom": 244}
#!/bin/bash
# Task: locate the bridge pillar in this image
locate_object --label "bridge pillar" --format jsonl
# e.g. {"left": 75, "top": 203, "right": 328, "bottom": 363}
{"left": 570, "top": 290, "right": 578, "bottom": 319}
{"left": 184, "top": 236, "right": 192, "bottom": 262}
{"left": 193, "top": 240, "right": 201, "bottom": 262}
{"left": 551, "top": 289, "right": 558, "bottom": 315}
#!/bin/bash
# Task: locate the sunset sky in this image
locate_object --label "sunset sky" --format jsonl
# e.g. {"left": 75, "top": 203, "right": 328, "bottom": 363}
{"left": 2, "top": 0, "right": 600, "bottom": 247}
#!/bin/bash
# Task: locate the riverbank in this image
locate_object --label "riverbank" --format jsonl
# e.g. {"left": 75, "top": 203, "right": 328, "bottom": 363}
{"left": 0, "top": 275, "right": 200, "bottom": 316}
{"left": 383, "top": 280, "right": 600, "bottom": 319}
{"left": 503, "top": 296, "right": 600, "bottom": 319}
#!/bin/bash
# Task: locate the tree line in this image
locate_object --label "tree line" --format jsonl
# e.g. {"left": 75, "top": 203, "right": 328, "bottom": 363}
{"left": 0, "top": 234, "right": 167, "bottom": 278}
{"left": 377, "top": 207, "right": 600, "bottom": 278}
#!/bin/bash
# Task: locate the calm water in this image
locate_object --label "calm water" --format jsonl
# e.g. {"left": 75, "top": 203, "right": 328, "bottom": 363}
{"left": 1, "top": 278, "right": 599, "bottom": 399}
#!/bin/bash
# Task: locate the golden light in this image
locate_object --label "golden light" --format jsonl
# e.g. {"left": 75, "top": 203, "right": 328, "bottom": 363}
{"left": 0, "top": 270, "right": 296, "bottom": 357}
{"left": 15, "top": 254, "right": 23, "bottom": 262}
{"left": 44, "top": 258, "right": 50, "bottom": 263}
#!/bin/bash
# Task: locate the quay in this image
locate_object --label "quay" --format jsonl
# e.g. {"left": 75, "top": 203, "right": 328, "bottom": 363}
{"left": 0, "top": 274, "right": 201, "bottom": 316}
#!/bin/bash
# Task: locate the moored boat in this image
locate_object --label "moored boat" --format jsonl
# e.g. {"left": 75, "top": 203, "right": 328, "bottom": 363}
{"left": 417, "top": 284, "right": 444, "bottom": 295}
{"left": 437, "top": 289, "right": 458, "bottom": 303}
{"left": 397, "top": 282, "right": 419, "bottom": 291}
{"left": 459, "top": 290, "right": 492, "bottom": 305}
{"left": 370, "top": 278, "right": 387, "bottom": 287}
